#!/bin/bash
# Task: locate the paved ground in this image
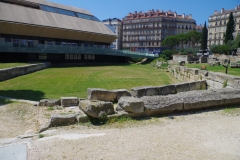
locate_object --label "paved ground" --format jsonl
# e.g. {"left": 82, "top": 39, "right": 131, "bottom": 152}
{"left": 0, "top": 144, "right": 27, "bottom": 160}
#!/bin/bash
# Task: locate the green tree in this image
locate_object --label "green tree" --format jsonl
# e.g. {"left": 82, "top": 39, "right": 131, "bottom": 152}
{"left": 177, "top": 33, "right": 188, "bottom": 49}
{"left": 201, "top": 21, "right": 208, "bottom": 54}
{"left": 162, "top": 35, "right": 179, "bottom": 49}
{"left": 224, "top": 12, "right": 235, "bottom": 44}
{"left": 187, "top": 31, "right": 202, "bottom": 48}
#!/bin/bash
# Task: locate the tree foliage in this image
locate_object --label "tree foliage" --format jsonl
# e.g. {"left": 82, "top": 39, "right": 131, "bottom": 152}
{"left": 162, "top": 31, "right": 202, "bottom": 49}
{"left": 162, "top": 36, "right": 179, "bottom": 49}
{"left": 224, "top": 12, "right": 235, "bottom": 44}
{"left": 210, "top": 34, "right": 240, "bottom": 55}
{"left": 201, "top": 21, "right": 208, "bottom": 53}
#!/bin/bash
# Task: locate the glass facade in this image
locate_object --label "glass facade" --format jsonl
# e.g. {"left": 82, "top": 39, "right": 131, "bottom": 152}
{"left": 39, "top": 5, "right": 100, "bottom": 22}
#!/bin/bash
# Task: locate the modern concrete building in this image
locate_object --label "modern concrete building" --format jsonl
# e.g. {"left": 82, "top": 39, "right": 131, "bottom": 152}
{"left": 0, "top": 0, "right": 136, "bottom": 63}
{"left": 122, "top": 9, "right": 196, "bottom": 53}
{"left": 102, "top": 18, "right": 122, "bottom": 50}
{"left": 208, "top": 5, "right": 240, "bottom": 46}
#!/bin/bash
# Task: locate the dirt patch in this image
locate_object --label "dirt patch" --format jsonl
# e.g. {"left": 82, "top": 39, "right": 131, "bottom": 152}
{"left": 0, "top": 102, "right": 80, "bottom": 138}
{"left": 28, "top": 108, "right": 240, "bottom": 160}
{"left": 0, "top": 102, "right": 240, "bottom": 160}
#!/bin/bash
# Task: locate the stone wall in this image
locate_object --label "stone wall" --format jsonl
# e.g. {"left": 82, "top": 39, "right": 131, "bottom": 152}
{"left": 168, "top": 65, "right": 240, "bottom": 89}
{"left": 0, "top": 62, "right": 51, "bottom": 81}
{"left": 173, "top": 55, "right": 199, "bottom": 64}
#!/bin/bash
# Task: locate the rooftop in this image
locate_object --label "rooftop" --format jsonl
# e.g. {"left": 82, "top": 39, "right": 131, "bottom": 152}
{"left": 211, "top": 5, "right": 240, "bottom": 16}
{"left": 123, "top": 9, "right": 193, "bottom": 20}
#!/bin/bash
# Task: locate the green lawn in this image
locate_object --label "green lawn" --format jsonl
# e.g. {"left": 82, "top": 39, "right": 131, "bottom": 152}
{"left": 0, "top": 63, "right": 29, "bottom": 69}
{"left": 0, "top": 64, "right": 174, "bottom": 101}
{"left": 185, "top": 63, "right": 240, "bottom": 76}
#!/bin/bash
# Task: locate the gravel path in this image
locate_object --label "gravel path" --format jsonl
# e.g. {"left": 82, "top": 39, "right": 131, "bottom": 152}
{"left": 28, "top": 110, "right": 240, "bottom": 160}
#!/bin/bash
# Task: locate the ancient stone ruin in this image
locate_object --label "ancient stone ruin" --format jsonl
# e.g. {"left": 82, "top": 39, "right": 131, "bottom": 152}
{"left": 39, "top": 77, "right": 240, "bottom": 132}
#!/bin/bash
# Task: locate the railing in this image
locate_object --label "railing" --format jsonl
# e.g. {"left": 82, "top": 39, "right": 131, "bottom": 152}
{"left": 0, "top": 42, "right": 159, "bottom": 59}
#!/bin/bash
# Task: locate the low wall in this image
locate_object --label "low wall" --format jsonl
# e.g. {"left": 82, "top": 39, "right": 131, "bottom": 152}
{"left": 131, "top": 81, "right": 206, "bottom": 98}
{"left": 168, "top": 65, "right": 240, "bottom": 89}
{"left": 0, "top": 62, "right": 51, "bottom": 81}
{"left": 173, "top": 55, "right": 199, "bottom": 64}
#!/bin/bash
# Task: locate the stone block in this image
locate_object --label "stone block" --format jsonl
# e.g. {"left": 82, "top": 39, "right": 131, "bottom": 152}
{"left": 177, "top": 90, "right": 224, "bottom": 110}
{"left": 79, "top": 100, "right": 114, "bottom": 118}
{"left": 140, "top": 95, "right": 183, "bottom": 113}
{"left": 88, "top": 88, "right": 131, "bottom": 102}
{"left": 61, "top": 97, "right": 78, "bottom": 107}
{"left": 175, "top": 83, "right": 190, "bottom": 93}
{"left": 131, "top": 86, "right": 148, "bottom": 98}
{"left": 189, "top": 81, "right": 201, "bottom": 90}
{"left": 116, "top": 97, "right": 144, "bottom": 113}
{"left": 158, "top": 85, "right": 176, "bottom": 95}
{"left": 145, "top": 87, "right": 159, "bottom": 96}
{"left": 213, "top": 88, "right": 240, "bottom": 106}
{"left": 39, "top": 114, "right": 78, "bottom": 133}
{"left": 39, "top": 99, "right": 60, "bottom": 107}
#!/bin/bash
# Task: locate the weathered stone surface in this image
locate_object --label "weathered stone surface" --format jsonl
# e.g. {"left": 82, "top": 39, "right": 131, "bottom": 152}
{"left": 39, "top": 114, "right": 78, "bottom": 133}
{"left": 116, "top": 97, "right": 144, "bottom": 113}
{"left": 200, "top": 80, "right": 207, "bottom": 90}
{"left": 87, "top": 88, "right": 131, "bottom": 102}
{"left": 177, "top": 90, "right": 224, "bottom": 110}
{"left": 198, "top": 70, "right": 208, "bottom": 78}
{"left": 79, "top": 100, "right": 114, "bottom": 118}
{"left": 140, "top": 95, "right": 183, "bottom": 113}
{"left": 76, "top": 110, "right": 89, "bottom": 123}
{"left": 145, "top": 87, "right": 159, "bottom": 96}
{"left": 131, "top": 86, "right": 150, "bottom": 98}
{"left": 189, "top": 81, "right": 201, "bottom": 91}
{"left": 0, "top": 63, "right": 51, "bottom": 82}
{"left": 158, "top": 85, "right": 176, "bottom": 95}
{"left": 61, "top": 97, "right": 78, "bottom": 107}
{"left": 175, "top": 83, "right": 190, "bottom": 93}
{"left": 213, "top": 88, "right": 240, "bottom": 106}
{"left": 206, "top": 80, "right": 224, "bottom": 89}
{"left": 39, "top": 99, "right": 60, "bottom": 107}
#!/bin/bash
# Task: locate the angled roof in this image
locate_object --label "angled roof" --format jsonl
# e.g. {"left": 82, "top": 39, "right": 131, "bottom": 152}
{"left": 0, "top": 2, "right": 115, "bottom": 36}
{"left": 26, "top": 0, "right": 92, "bottom": 15}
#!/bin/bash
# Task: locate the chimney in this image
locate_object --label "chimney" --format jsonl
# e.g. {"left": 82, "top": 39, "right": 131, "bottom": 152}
{"left": 109, "top": 18, "right": 112, "bottom": 25}
{"left": 214, "top": 10, "right": 218, "bottom": 14}
{"left": 182, "top": 13, "right": 185, "bottom": 18}
{"left": 221, "top": 8, "right": 224, "bottom": 13}
{"left": 165, "top": 11, "right": 168, "bottom": 17}
{"left": 235, "top": 5, "right": 240, "bottom": 10}
{"left": 188, "top": 14, "right": 192, "bottom": 19}
{"left": 174, "top": 12, "right": 177, "bottom": 17}
{"left": 135, "top": 11, "right": 137, "bottom": 15}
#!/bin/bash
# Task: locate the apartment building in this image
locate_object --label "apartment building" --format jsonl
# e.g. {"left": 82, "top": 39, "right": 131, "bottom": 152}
{"left": 122, "top": 9, "right": 196, "bottom": 53}
{"left": 196, "top": 24, "right": 203, "bottom": 32}
{"left": 208, "top": 5, "right": 240, "bottom": 46}
{"left": 102, "top": 18, "right": 122, "bottom": 50}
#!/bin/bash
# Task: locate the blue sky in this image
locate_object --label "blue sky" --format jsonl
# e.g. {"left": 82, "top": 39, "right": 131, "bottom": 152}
{"left": 50, "top": 0, "right": 239, "bottom": 25}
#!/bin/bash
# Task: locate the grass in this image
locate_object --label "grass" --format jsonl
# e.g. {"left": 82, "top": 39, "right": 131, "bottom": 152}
{"left": 0, "top": 64, "right": 174, "bottom": 101}
{"left": 0, "top": 63, "right": 29, "bottom": 69}
{"left": 223, "top": 106, "right": 240, "bottom": 116}
{"left": 39, "top": 134, "right": 44, "bottom": 138}
{"left": 185, "top": 63, "right": 240, "bottom": 76}
{"left": 0, "top": 98, "right": 14, "bottom": 105}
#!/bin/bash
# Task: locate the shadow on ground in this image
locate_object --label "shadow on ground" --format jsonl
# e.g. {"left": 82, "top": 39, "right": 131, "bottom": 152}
{"left": 0, "top": 90, "right": 45, "bottom": 101}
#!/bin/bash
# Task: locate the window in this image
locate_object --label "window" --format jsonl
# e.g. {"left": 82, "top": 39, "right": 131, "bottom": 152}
{"left": 5, "top": 38, "right": 11, "bottom": 42}
{"left": 39, "top": 4, "right": 100, "bottom": 22}
{"left": 65, "top": 54, "right": 81, "bottom": 60}
{"left": 84, "top": 54, "right": 95, "bottom": 60}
